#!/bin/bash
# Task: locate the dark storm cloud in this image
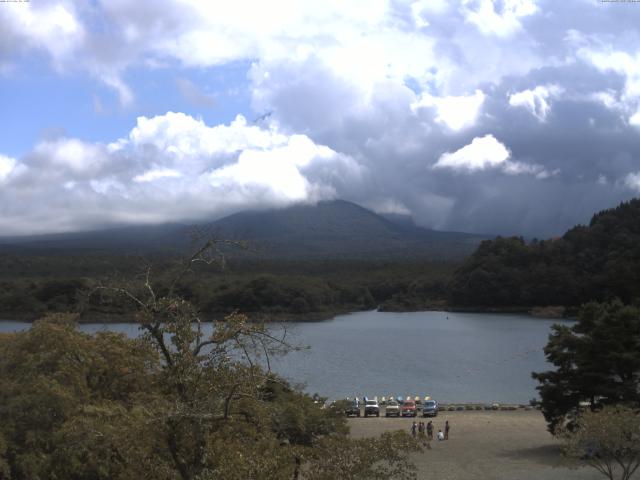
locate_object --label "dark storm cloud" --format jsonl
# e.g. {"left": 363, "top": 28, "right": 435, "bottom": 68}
{"left": 251, "top": 1, "right": 640, "bottom": 237}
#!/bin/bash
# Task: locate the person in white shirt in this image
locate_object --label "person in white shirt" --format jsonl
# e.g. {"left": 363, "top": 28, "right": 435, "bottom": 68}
{"left": 437, "top": 430, "right": 445, "bottom": 441}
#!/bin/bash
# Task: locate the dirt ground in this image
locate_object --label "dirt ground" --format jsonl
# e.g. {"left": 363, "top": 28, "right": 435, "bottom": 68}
{"left": 348, "top": 410, "right": 602, "bottom": 480}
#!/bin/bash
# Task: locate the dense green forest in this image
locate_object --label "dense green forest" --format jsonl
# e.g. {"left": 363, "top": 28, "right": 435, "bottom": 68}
{"left": 0, "top": 255, "right": 453, "bottom": 321}
{"left": 449, "top": 199, "right": 640, "bottom": 310}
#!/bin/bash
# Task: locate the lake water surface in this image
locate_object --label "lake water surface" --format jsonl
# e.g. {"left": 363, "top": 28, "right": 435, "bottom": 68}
{"left": 1, "top": 311, "right": 566, "bottom": 403}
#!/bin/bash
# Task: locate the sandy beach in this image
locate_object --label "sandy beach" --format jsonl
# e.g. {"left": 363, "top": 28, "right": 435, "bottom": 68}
{"left": 348, "top": 410, "right": 601, "bottom": 480}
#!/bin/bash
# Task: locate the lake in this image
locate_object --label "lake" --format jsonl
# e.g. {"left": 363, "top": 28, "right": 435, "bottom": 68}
{"left": 0, "top": 310, "right": 565, "bottom": 403}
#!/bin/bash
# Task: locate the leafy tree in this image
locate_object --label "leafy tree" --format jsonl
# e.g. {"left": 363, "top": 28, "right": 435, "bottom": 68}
{"left": 0, "top": 241, "right": 420, "bottom": 480}
{"left": 561, "top": 405, "right": 640, "bottom": 480}
{"left": 533, "top": 300, "right": 640, "bottom": 433}
{"left": 304, "top": 431, "right": 421, "bottom": 480}
{"left": 0, "top": 314, "right": 159, "bottom": 479}
{"left": 0, "top": 432, "right": 9, "bottom": 479}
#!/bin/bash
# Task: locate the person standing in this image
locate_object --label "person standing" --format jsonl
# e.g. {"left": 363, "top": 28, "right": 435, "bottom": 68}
{"left": 427, "top": 420, "right": 433, "bottom": 440}
{"left": 444, "top": 420, "right": 450, "bottom": 440}
{"left": 411, "top": 421, "right": 417, "bottom": 438}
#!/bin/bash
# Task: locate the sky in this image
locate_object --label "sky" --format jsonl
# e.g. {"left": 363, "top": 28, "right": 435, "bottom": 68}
{"left": 1, "top": 0, "right": 640, "bottom": 237}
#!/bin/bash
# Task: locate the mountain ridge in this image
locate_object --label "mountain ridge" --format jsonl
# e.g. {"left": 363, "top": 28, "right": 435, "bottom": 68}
{"left": 0, "top": 200, "right": 490, "bottom": 259}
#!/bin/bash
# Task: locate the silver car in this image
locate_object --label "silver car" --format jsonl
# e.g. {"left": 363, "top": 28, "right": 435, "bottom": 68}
{"left": 385, "top": 400, "right": 400, "bottom": 417}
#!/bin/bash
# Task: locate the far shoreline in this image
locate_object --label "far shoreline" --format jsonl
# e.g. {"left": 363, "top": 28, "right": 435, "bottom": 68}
{"left": 0, "top": 304, "right": 574, "bottom": 324}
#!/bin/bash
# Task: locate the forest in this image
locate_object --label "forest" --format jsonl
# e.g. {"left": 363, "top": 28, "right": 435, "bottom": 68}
{"left": 448, "top": 199, "right": 640, "bottom": 310}
{"left": 1, "top": 199, "right": 640, "bottom": 321}
{"left": 0, "top": 255, "right": 453, "bottom": 321}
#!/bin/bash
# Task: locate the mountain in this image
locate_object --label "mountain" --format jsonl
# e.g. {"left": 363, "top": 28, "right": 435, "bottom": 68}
{"left": 205, "top": 200, "right": 487, "bottom": 259}
{"left": 448, "top": 198, "right": 640, "bottom": 308}
{"left": 0, "top": 200, "right": 489, "bottom": 259}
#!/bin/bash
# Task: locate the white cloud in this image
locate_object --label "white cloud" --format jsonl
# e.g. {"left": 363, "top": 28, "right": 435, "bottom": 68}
{"left": 33, "top": 138, "right": 108, "bottom": 177}
{"left": 577, "top": 45, "right": 640, "bottom": 124}
{"left": 369, "top": 198, "right": 411, "bottom": 215}
{"left": 503, "top": 161, "right": 553, "bottom": 178}
{"left": 624, "top": 172, "right": 640, "bottom": 192}
{"left": 127, "top": 112, "right": 290, "bottom": 170}
{"left": 0, "top": 112, "right": 364, "bottom": 235}
{"left": 0, "top": 2, "right": 84, "bottom": 66}
{"left": 582, "top": 49, "right": 640, "bottom": 99}
{"left": 461, "top": 0, "right": 538, "bottom": 37}
{"left": 508, "top": 85, "right": 564, "bottom": 122}
{"left": 100, "top": 74, "right": 135, "bottom": 107}
{"left": 587, "top": 90, "right": 623, "bottom": 111}
{"left": 207, "top": 135, "right": 334, "bottom": 203}
{"left": 97, "top": 1, "right": 434, "bottom": 103}
{"left": 133, "top": 168, "right": 183, "bottom": 183}
{"left": 433, "top": 134, "right": 551, "bottom": 178}
{"left": 90, "top": 178, "right": 126, "bottom": 195}
{"left": 413, "top": 89, "right": 486, "bottom": 131}
{"left": 433, "top": 135, "right": 510, "bottom": 171}
{"left": 0, "top": 154, "right": 16, "bottom": 181}
{"left": 0, "top": 0, "right": 541, "bottom": 111}
{"left": 410, "top": 0, "right": 450, "bottom": 27}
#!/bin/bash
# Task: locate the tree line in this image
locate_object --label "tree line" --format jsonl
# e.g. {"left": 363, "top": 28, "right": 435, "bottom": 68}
{"left": 449, "top": 198, "right": 640, "bottom": 309}
{"left": 0, "top": 257, "right": 452, "bottom": 321}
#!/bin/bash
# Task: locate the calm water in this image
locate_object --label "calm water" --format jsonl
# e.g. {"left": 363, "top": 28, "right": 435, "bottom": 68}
{"left": 1, "top": 311, "right": 566, "bottom": 403}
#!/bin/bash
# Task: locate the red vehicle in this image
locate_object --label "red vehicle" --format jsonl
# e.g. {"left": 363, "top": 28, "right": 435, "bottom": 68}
{"left": 401, "top": 400, "right": 417, "bottom": 417}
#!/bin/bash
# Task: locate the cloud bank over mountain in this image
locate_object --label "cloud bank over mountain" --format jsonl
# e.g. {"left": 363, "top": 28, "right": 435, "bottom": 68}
{"left": 1, "top": 0, "right": 639, "bottom": 236}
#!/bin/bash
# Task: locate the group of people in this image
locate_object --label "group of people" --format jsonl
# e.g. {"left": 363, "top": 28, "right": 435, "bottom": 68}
{"left": 410, "top": 420, "right": 450, "bottom": 447}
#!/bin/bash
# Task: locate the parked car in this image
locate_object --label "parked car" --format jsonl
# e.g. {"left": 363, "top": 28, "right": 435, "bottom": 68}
{"left": 345, "top": 399, "right": 361, "bottom": 417}
{"left": 422, "top": 400, "right": 439, "bottom": 417}
{"left": 401, "top": 400, "right": 417, "bottom": 417}
{"left": 385, "top": 400, "right": 400, "bottom": 417}
{"left": 364, "top": 399, "right": 380, "bottom": 417}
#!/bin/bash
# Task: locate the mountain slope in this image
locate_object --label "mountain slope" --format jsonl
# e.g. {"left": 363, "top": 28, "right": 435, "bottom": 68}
{"left": 0, "top": 200, "right": 488, "bottom": 259}
{"left": 207, "top": 200, "right": 487, "bottom": 259}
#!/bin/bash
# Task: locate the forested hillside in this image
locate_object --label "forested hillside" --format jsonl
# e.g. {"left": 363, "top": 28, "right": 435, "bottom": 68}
{"left": 0, "top": 256, "right": 453, "bottom": 321}
{"left": 448, "top": 199, "right": 640, "bottom": 308}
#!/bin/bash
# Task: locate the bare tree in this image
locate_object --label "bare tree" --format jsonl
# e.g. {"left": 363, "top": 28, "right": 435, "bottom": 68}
{"left": 90, "top": 238, "right": 297, "bottom": 480}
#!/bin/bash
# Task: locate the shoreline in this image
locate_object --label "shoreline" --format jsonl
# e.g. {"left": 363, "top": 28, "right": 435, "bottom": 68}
{"left": 0, "top": 309, "right": 353, "bottom": 324}
{"left": 0, "top": 304, "right": 573, "bottom": 324}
